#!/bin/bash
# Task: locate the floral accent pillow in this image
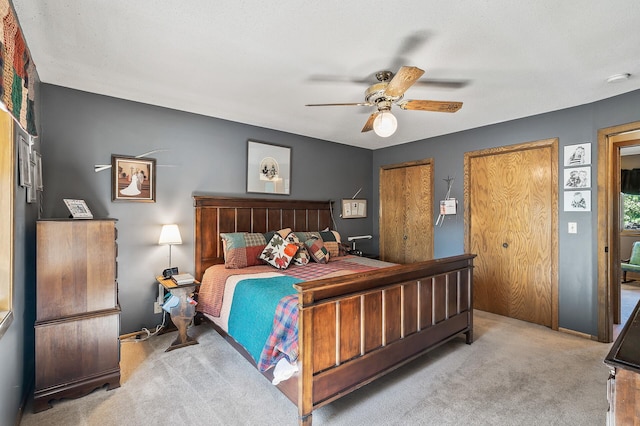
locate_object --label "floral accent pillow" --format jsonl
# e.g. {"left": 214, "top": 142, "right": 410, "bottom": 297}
{"left": 305, "top": 237, "right": 330, "bottom": 264}
{"left": 285, "top": 232, "right": 310, "bottom": 266}
{"left": 259, "top": 233, "right": 299, "bottom": 269}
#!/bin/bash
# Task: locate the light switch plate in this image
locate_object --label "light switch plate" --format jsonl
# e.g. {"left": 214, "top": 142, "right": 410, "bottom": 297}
{"left": 568, "top": 222, "right": 577, "bottom": 234}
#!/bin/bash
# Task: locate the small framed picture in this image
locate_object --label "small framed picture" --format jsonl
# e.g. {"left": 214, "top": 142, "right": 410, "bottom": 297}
{"left": 33, "top": 150, "right": 43, "bottom": 191}
{"left": 563, "top": 166, "right": 590, "bottom": 189}
{"left": 18, "top": 135, "right": 32, "bottom": 188}
{"left": 342, "top": 199, "right": 367, "bottom": 218}
{"left": 564, "top": 190, "right": 591, "bottom": 212}
{"left": 564, "top": 143, "right": 591, "bottom": 167}
{"left": 64, "top": 199, "right": 93, "bottom": 219}
{"left": 246, "top": 140, "right": 291, "bottom": 195}
{"left": 112, "top": 155, "right": 156, "bottom": 202}
{"left": 26, "top": 154, "right": 37, "bottom": 203}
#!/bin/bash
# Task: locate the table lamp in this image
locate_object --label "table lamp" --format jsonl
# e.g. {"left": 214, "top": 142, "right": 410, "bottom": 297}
{"left": 158, "top": 224, "right": 182, "bottom": 267}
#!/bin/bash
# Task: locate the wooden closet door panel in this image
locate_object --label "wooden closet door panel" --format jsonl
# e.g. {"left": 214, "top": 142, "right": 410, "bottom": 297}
{"left": 469, "top": 145, "right": 554, "bottom": 327}
{"left": 404, "top": 164, "right": 433, "bottom": 263}
{"left": 380, "top": 167, "right": 407, "bottom": 263}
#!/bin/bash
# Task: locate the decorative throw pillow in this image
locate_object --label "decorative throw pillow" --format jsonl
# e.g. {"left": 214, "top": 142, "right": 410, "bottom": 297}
{"left": 285, "top": 232, "right": 310, "bottom": 266}
{"left": 220, "top": 232, "right": 267, "bottom": 269}
{"left": 319, "top": 230, "right": 342, "bottom": 259}
{"left": 259, "top": 233, "right": 299, "bottom": 269}
{"left": 305, "top": 237, "right": 329, "bottom": 264}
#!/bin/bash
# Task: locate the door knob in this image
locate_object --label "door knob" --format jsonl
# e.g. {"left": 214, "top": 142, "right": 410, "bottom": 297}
{"left": 502, "top": 242, "right": 509, "bottom": 248}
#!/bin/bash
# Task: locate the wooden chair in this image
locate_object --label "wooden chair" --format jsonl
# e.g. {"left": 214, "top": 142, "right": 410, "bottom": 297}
{"left": 621, "top": 241, "right": 640, "bottom": 283}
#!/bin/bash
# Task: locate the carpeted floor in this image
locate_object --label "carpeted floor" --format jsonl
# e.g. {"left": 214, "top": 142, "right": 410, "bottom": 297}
{"left": 20, "top": 310, "right": 612, "bottom": 426}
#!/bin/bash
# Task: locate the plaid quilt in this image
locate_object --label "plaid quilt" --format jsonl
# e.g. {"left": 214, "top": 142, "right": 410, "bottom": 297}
{"left": 257, "top": 294, "right": 299, "bottom": 371}
{"left": 198, "top": 256, "right": 390, "bottom": 372}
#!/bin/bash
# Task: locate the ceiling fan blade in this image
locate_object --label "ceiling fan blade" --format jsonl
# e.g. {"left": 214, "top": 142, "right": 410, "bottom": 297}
{"left": 384, "top": 66, "right": 425, "bottom": 97}
{"left": 305, "top": 102, "right": 372, "bottom": 107}
{"left": 412, "top": 79, "right": 469, "bottom": 89}
{"left": 361, "top": 112, "right": 378, "bottom": 133}
{"left": 399, "top": 100, "right": 463, "bottom": 113}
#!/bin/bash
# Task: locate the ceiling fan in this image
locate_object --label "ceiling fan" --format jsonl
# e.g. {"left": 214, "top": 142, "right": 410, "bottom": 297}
{"left": 306, "top": 66, "right": 463, "bottom": 137}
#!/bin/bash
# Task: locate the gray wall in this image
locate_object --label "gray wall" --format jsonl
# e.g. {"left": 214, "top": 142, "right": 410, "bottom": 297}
{"left": 373, "top": 89, "right": 640, "bottom": 336}
{"left": 40, "top": 84, "right": 375, "bottom": 334}
{"left": 0, "top": 114, "right": 40, "bottom": 422}
{"left": 37, "top": 83, "right": 640, "bottom": 338}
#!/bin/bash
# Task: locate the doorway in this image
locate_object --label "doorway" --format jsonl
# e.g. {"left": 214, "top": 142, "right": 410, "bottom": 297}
{"left": 464, "top": 138, "right": 559, "bottom": 328}
{"left": 597, "top": 122, "right": 640, "bottom": 342}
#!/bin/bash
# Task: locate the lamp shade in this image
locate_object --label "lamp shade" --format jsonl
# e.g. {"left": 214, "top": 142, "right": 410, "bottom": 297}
{"left": 373, "top": 111, "right": 398, "bottom": 137}
{"left": 158, "top": 224, "right": 182, "bottom": 245}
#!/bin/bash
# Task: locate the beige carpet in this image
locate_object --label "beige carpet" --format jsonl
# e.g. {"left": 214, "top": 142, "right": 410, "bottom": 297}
{"left": 20, "top": 310, "right": 612, "bottom": 426}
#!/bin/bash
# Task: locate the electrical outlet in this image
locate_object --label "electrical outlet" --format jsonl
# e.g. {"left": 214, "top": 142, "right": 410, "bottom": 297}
{"left": 154, "top": 301, "right": 162, "bottom": 314}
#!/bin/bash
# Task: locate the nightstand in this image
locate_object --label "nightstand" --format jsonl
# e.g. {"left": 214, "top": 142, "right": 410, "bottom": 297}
{"left": 156, "top": 275, "right": 200, "bottom": 352}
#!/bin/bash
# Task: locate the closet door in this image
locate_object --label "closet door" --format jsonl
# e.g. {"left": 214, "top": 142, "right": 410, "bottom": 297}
{"left": 380, "top": 159, "right": 433, "bottom": 264}
{"left": 465, "top": 139, "right": 558, "bottom": 328}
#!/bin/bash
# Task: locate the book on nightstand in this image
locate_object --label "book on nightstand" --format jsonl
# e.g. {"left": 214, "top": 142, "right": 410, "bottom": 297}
{"left": 170, "top": 273, "right": 195, "bottom": 285}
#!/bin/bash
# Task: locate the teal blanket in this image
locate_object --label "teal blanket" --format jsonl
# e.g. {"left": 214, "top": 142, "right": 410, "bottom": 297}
{"left": 228, "top": 275, "right": 301, "bottom": 363}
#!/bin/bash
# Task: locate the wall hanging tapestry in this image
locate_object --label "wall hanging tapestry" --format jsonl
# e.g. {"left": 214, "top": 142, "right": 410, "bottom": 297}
{"left": 0, "top": 0, "right": 37, "bottom": 136}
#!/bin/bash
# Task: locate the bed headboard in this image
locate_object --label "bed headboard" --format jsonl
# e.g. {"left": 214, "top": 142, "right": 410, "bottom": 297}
{"left": 193, "top": 196, "right": 334, "bottom": 280}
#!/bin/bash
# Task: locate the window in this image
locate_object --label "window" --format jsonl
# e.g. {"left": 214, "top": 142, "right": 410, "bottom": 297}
{"left": 0, "top": 111, "right": 14, "bottom": 338}
{"left": 622, "top": 193, "right": 640, "bottom": 230}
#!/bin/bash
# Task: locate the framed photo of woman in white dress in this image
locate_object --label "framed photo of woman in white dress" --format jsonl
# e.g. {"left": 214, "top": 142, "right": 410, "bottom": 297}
{"left": 111, "top": 154, "right": 156, "bottom": 202}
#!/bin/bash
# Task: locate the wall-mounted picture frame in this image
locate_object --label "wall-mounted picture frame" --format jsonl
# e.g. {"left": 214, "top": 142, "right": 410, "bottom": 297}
{"left": 18, "top": 135, "right": 31, "bottom": 188}
{"left": 63, "top": 199, "right": 93, "bottom": 219}
{"left": 342, "top": 199, "right": 367, "bottom": 218}
{"left": 563, "top": 166, "right": 590, "bottom": 189}
{"left": 33, "top": 150, "right": 44, "bottom": 191}
{"left": 564, "top": 143, "right": 591, "bottom": 167}
{"left": 112, "top": 155, "right": 156, "bottom": 202}
{"left": 247, "top": 140, "right": 291, "bottom": 195}
{"left": 564, "top": 190, "right": 591, "bottom": 212}
{"left": 26, "top": 153, "right": 37, "bottom": 203}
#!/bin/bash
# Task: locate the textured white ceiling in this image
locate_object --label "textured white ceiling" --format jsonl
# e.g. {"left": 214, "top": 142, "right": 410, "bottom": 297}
{"left": 11, "top": 0, "right": 640, "bottom": 149}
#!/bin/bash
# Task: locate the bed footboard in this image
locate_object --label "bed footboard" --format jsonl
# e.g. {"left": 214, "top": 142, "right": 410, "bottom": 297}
{"left": 295, "top": 254, "right": 475, "bottom": 425}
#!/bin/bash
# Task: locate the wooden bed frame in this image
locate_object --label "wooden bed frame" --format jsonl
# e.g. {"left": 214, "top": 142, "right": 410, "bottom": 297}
{"left": 194, "top": 196, "right": 475, "bottom": 425}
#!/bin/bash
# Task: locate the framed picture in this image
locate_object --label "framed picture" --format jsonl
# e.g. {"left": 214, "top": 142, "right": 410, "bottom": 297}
{"left": 63, "top": 199, "right": 93, "bottom": 219}
{"left": 246, "top": 140, "right": 291, "bottom": 195}
{"left": 26, "top": 154, "right": 37, "bottom": 203}
{"left": 342, "top": 199, "right": 367, "bottom": 218}
{"left": 111, "top": 155, "right": 156, "bottom": 202}
{"left": 564, "top": 143, "right": 591, "bottom": 167}
{"left": 564, "top": 190, "right": 591, "bottom": 212}
{"left": 33, "top": 150, "right": 43, "bottom": 191}
{"left": 18, "top": 135, "right": 31, "bottom": 188}
{"left": 563, "top": 166, "right": 590, "bottom": 189}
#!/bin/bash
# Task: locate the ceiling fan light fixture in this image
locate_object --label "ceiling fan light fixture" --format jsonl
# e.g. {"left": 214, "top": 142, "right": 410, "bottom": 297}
{"left": 373, "top": 111, "right": 397, "bottom": 137}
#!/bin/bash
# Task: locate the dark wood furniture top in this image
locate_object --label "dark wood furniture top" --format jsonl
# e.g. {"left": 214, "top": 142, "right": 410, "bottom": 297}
{"left": 194, "top": 196, "right": 475, "bottom": 425}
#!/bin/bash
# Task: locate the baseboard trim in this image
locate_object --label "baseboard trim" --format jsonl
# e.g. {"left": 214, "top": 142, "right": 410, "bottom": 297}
{"left": 559, "top": 327, "right": 597, "bottom": 341}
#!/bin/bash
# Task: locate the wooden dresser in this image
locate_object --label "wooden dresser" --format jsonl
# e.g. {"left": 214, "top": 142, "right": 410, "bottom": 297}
{"left": 605, "top": 299, "right": 640, "bottom": 425}
{"left": 34, "top": 219, "right": 120, "bottom": 412}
